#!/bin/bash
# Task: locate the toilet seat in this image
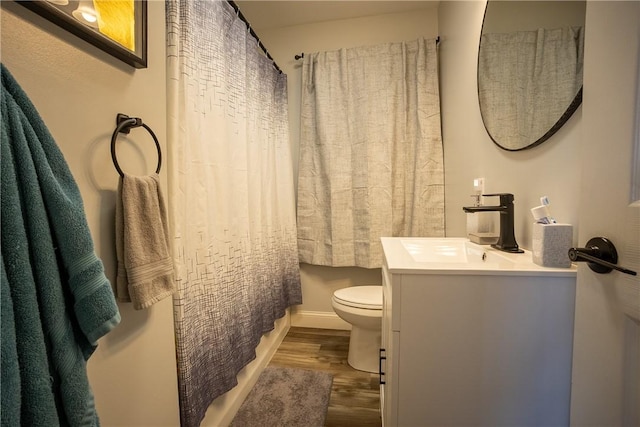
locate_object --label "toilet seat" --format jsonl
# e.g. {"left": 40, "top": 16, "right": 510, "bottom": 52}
{"left": 333, "top": 286, "right": 382, "bottom": 310}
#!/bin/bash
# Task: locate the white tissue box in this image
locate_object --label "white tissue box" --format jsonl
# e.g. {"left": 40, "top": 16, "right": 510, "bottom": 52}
{"left": 532, "top": 223, "right": 573, "bottom": 268}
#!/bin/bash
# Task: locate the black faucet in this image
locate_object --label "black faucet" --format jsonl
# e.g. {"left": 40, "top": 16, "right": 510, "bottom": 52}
{"left": 462, "top": 193, "right": 523, "bottom": 253}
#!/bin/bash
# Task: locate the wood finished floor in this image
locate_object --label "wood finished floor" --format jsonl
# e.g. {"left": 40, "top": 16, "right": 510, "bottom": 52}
{"left": 268, "top": 327, "right": 382, "bottom": 427}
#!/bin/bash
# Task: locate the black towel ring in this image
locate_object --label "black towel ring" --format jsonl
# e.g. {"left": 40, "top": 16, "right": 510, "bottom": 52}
{"left": 110, "top": 113, "right": 162, "bottom": 177}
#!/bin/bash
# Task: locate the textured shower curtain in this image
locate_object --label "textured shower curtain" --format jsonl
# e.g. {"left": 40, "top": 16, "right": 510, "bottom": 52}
{"left": 166, "top": 1, "right": 301, "bottom": 426}
{"left": 297, "top": 38, "right": 444, "bottom": 269}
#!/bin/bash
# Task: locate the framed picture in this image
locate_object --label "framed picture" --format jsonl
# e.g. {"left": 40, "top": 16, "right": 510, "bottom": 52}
{"left": 17, "top": 0, "right": 147, "bottom": 69}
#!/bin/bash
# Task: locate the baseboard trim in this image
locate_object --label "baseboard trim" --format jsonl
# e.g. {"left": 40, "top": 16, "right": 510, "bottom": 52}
{"left": 201, "top": 312, "right": 291, "bottom": 427}
{"left": 291, "top": 310, "right": 351, "bottom": 330}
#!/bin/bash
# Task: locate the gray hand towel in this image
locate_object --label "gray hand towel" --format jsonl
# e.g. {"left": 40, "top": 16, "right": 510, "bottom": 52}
{"left": 115, "top": 173, "right": 175, "bottom": 309}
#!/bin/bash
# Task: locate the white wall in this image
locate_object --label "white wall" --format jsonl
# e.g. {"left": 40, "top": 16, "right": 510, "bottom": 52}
{"left": 259, "top": 6, "right": 440, "bottom": 320}
{"left": 1, "top": 2, "right": 181, "bottom": 425}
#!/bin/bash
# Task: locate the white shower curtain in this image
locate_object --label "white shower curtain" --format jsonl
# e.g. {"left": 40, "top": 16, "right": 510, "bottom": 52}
{"left": 297, "top": 38, "right": 445, "bottom": 269}
{"left": 166, "top": 1, "right": 301, "bottom": 426}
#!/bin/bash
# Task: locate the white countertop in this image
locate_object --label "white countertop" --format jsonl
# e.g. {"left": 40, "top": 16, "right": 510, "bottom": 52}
{"left": 381, "top": 237, "right": 578, "bottom": 277}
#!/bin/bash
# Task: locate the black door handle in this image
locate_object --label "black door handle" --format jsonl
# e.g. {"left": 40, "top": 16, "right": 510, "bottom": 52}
{"left": 568, "top": 237, "right": 637, "bottom": 276}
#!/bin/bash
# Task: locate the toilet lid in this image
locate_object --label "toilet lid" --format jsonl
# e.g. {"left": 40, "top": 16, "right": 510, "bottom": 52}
{"left": 333, "top": 286, "right": 382, "bottom": 309}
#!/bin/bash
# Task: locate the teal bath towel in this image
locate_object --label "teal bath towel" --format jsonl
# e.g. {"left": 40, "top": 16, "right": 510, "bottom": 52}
{"left": 1, "top": 64, "right": 121, "bottom": 425}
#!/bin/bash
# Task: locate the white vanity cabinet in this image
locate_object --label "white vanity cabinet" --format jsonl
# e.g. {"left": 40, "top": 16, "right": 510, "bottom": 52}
{"left": 380, "top": 237, "right": 577, "bottom": 427}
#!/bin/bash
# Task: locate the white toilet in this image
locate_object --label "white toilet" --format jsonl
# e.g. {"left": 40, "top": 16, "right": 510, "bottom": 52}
{"left": 331, "top": 285, "right": 383, "bottom": 373}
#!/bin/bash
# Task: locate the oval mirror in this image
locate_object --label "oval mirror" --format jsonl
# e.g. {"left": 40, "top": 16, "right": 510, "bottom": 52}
{"left": 478, "top": 1, "right": 586, "bottom": 151}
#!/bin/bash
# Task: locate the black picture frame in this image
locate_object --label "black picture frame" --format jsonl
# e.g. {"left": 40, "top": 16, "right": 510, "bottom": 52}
{"left": 16, "top": 0, "right": 147, "bottom": 69}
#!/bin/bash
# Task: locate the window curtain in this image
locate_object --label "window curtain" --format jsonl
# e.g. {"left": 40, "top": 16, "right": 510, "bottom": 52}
{"left": 296, "top": 38, "right": 445, "bottom": 269}
{"left": 166, "top": 1, "right": 302, "bottom": 426}
{"left": 478, "top": 26, "right": 584, "bottom": 149}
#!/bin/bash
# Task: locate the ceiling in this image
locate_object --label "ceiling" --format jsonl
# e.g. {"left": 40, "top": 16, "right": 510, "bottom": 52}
{"left": 234, "top": 1, "right": 439, "bottom": 31}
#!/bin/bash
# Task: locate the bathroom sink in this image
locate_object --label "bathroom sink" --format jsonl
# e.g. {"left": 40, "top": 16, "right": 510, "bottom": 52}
{"left": 382, "top": 237, "right": 576, "bottom": 276}
{"left": 400, "top": 238, "right": 488, "bottom": 263}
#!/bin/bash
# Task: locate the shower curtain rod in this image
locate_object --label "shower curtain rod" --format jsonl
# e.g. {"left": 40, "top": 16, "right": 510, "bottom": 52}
{"left": 294, "top": 36, "right": 441, "bottom": 61}
{"left": 227, "top": 0, "right": 282, "bottom": 73}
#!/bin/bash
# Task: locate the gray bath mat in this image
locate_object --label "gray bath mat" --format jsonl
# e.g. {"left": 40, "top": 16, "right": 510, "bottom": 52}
{"left": 230, "top": 366, "right": 333, "bottom": 427}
